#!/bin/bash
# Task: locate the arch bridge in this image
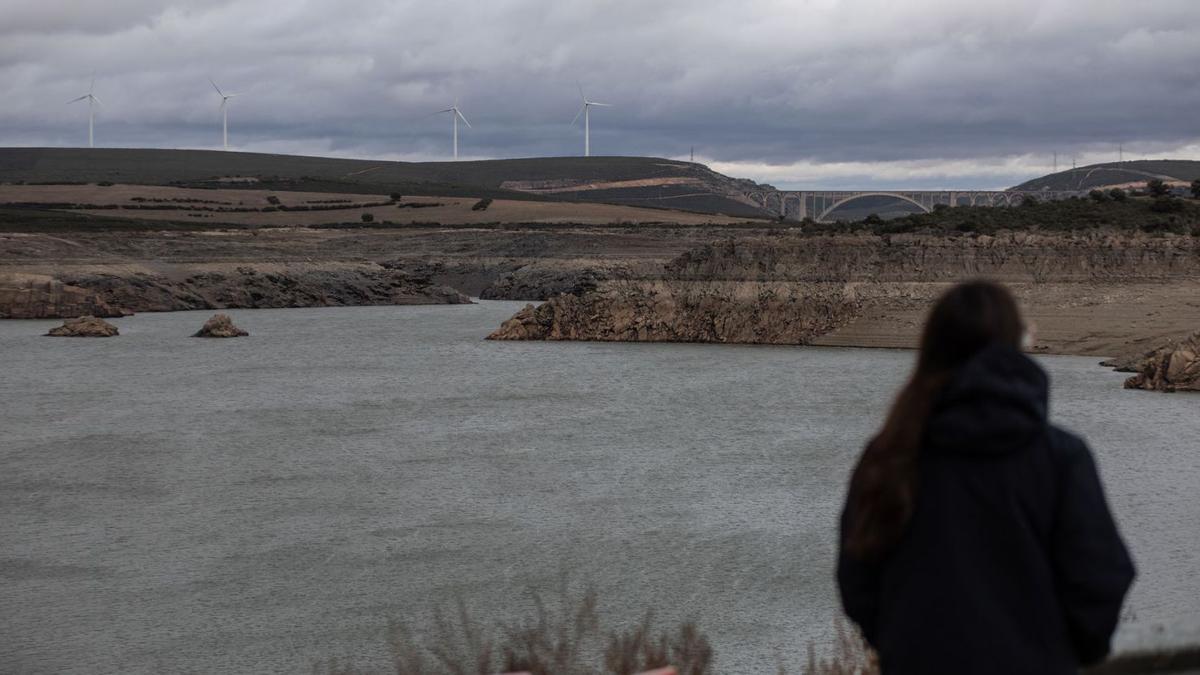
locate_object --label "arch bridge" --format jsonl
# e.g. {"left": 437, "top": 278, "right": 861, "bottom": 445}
{"left": 742, "top": 189, "right": 1081, "bottom": 223}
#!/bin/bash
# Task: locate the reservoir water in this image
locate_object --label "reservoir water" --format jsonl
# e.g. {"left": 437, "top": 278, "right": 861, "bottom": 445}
{"left": 2, "top": 301, "right": 1198, "bottom": 673}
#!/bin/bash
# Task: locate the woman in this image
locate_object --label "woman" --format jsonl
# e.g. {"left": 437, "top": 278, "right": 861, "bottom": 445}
{"left": 837, "top": 281, "right": 1135, "bottom": 674}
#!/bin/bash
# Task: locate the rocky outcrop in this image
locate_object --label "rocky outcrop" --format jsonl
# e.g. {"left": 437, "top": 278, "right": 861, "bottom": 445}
{"left": 487, "top": 231, "right": 1200, "bottom": 348}
{"left": 0, "top": 275, "right": 125, "bottom": 319}
{"left": 46, "top": 316, "right": 119, "bottom": 337}
{"left": 1123, "top": 332, "right": 1200, "bottom": 392}
{"left": 667, "top": 232, "right": 1200, "bottom": 284}
{"left": 488, "top": 281, "right": 861, "bottom": 344}
{"left": 2, "top": 263, "right": 471, "bottom": 319}
{"left": 193, "top": 313, "right": 248, "bottom": 338}
{"left": 480, "top": 264, "right": 607, "bottom": 300}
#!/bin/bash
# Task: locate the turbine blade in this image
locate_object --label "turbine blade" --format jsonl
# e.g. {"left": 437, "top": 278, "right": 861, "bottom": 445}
{"left": 571, "top": 104, "right": 586, "bottom": 125}
{"left": 577, "top": 82, "right": 586, "bottom": 102}
{"left": 590, "top": 101, "right": 612, "bottom": 107}
{"left": 90, "top": 95, "right": 103, "bottom": 107}
{"left": 67, "top": 95, "right": 88, "bottom": 104}
{"left": 89, "top": 74, "right": 95, "bottom": 95}
{"left": 209, "top": 78, "right": 224, "bottom": 97}
{"left": 456, "top": 109, "right": 471, "bottom": 127}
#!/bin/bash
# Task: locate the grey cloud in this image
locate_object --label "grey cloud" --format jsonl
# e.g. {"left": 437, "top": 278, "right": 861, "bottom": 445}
{"left": 1, "top": 0, "right": 1198, "bottom": 188}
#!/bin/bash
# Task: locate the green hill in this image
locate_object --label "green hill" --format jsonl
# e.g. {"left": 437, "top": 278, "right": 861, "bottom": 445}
{"left": 1013, "top": 160, "right": 1200, "bottom": 191}
{"left": 0, "top": 147, "right": 770, "bottom": 218}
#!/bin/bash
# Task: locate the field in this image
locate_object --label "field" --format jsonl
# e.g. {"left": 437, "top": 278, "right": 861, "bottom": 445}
{"left": 0, "top": 184, "right": 763, "bottom": 233}
{"left": 0, "top": 148, "right": 771, "bottom": 218}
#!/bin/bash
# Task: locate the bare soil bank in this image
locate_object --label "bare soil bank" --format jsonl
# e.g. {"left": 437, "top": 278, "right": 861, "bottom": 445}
{"left": 488, "top": 232, "right": 1200, "bottom": 358}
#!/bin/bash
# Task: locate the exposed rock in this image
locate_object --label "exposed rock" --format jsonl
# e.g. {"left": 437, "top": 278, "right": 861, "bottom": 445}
{"left": 1123, "top": 332, "right": 1200, "bottom": 392}
{"left": 487, "top": 232, "right": 1200, "bottom": 348}
{"left": 2, "top": 263, "right": 471, "bottom": 319}
{"left": 193, "top": 313, "right": 248, "bottom": 338}
{"left": 487, "top": 280, "right": 861, "bottom": 344}
{"left": 46, "top": 315, "right": 119, "bottom": 337}
{"left": 480, "top": 264, "right": 607, "bottom": 300}
{"left": 0, "top": 274, "right": 125, "bottom": 319}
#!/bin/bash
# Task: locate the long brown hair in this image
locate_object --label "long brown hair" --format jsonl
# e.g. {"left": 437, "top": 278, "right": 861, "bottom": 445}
{"left": 844, "top": 281, "right": 1026, "bottom": 558}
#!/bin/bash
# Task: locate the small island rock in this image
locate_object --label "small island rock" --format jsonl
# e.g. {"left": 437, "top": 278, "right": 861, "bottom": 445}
{"left": 193, "top": 313, "right": 249, "bottom": 338}
{"left": 46, "top": 316, "right": 119, "bottom": 337}
{"left": 1124, "top": 331, "right": 1200, "bottom": 393}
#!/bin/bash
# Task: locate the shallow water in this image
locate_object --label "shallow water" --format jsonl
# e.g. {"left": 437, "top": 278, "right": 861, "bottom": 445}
{"left": 1, "top": 302, "right": 1197, "bottom": 673}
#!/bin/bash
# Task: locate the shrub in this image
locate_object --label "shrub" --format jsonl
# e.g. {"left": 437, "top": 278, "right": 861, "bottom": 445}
{"left": 802, "top": 619, "right": 879, "bottom": 675}
{"left": 472, "top": 198, "right": 494, "bottom": 211}
{"left": 319, "top": 585, "right": 714, "bottom": 675}
{"left": 1021, "top": 195, "right": 1039, "bottom": 207}
{"left": 96, "top": 181, "right": 114, "bottom": 187}
{"left": 361, "top": 212, "right": 375, "bottom": 222}
{"left": 1109, "top": 188, "right": 1128, "bottom": 202}
{"left": 1147, "top": 178, "right": 1170, "bottom": 197}
{"left": 390, "top": 192, "right": 404, "bottom": 201}
{"left": 266, "top": 195, "right": 281, "bottom": 205}
{"left": 1089, "top": 189, "right": 1109, "bottom": 203}
{"left": 863, "top": 213, "right": 884, "bottom": 225}
{"left": 1149, "top": 197, "right": 1183, "bottom": 214}
{"left": 1191, "top": 179, "right": 1200, "bottom": 199}
{"left": 932, "top": 203, "right": 950, "bottom": 212}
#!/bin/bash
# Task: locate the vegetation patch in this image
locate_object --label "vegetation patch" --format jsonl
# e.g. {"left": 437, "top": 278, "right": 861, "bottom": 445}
{"left": 807, "top": 196, "right": 1200, "bottom": 236}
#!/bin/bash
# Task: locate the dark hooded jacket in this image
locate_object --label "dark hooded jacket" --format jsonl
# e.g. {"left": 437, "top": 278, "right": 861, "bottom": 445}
{"left": 837, "top": 345, "right": 1135, "bottom": 675}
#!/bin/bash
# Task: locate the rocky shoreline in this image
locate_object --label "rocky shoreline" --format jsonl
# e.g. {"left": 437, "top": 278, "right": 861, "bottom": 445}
{"left": 0, "top": 262, "right": 469, "bottom": 319}
{"left": 488, "top": 232, "right": 1200, "bottom": 357}
{"left": 488, "top": 280, "right": 860, "bottom": 343}
{"left": 1118, "top": 331, "right": 1200, "bottom": 392}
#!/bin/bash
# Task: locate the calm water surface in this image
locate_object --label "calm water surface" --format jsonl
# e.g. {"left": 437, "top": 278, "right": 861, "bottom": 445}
{"left": 2, "top": 302, "right": 1198, "bottom": 673}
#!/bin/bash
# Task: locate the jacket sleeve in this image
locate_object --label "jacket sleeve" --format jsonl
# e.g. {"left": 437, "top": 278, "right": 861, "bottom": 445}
{"left": 1051, "top": 436, "right": 1136, "bottom": 666}
{"left": 836, "top": 499, "right": 882, "bottom": 648}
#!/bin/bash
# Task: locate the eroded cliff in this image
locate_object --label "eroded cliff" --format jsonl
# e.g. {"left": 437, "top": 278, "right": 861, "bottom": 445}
{"left": 488, "top": 232, "right": 1200, "bottom": 354}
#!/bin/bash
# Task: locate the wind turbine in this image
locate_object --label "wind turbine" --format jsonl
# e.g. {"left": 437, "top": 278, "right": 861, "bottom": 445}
{"left": 572, "top": 85, "right": 611, "bottom": 157}
{"left": 67, "top": 77, "right": 101, "bottom": 148}
{"left": 209, "top": 79, "right": 239, "bottom": 150}
{"left": 433, "top": 101, "right": 471, "bottom": 160}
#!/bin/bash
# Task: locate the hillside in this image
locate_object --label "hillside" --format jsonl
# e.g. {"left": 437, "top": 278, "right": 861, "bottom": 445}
{"left": 1014, "top": 159, "right": 1200, "bottom": 191}
{"left": 0, "top": 147, "right": 770, "bottom": 218}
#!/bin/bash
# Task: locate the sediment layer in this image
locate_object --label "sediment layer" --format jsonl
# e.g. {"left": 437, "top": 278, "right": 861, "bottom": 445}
{"left": 488, "top": 232, "right": 1200, "bottom": 356}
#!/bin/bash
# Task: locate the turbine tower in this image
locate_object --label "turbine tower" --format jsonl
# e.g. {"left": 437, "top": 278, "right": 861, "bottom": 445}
{"left": 434, "top": 102, "right": 471, "bottom": 160}
{"left": 67, "top": 78, "right": 101, "bottom": 148}
{"left": 209, "top": 79, "right": 239, "bottom": 150}
{"left": 572, "top": 85, "right": 611, "bottom": 157}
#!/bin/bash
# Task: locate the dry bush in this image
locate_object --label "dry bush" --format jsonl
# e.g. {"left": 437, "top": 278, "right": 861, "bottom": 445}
{"left": 321, "top": 584, "right": 712, "bottom": 675}
{"left": 605, "top": 615, "right": 712, "bottom": 675}
{"left": 801, "top": 620, "right": 878, "bottom": 675}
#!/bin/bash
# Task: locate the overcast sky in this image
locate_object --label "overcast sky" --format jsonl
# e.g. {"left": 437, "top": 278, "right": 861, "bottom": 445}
{"left": 2, "top": 0, "right": 1198, "bottom": 189}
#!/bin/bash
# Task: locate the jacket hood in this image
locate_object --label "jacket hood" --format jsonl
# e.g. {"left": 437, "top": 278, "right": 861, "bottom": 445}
{"left": 925, "top": 344, "right": 1049, "bottom": 455}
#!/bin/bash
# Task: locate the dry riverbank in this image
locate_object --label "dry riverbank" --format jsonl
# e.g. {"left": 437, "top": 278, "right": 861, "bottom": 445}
{"left": 488, "top": 232, "right": 1200, "bottom": 358}
{"left": 0, "top": 218, "right": 760, "bottom": 317}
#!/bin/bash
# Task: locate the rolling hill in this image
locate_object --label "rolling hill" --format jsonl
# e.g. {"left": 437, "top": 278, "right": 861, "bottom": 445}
{"left": 1013, "top": 159, "right": 1200, "bottom": 191}
{"left": 0, "top": 147, "right": 771, "bottom": 219}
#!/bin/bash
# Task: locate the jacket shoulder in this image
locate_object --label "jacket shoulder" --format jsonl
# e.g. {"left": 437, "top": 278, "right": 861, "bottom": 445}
{"left": 1044, "top": 425, "right": 1091, "bottom": 464}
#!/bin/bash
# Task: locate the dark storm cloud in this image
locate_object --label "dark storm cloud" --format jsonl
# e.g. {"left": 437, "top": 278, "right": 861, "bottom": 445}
{"left": 1, "top": 0, "right": 1198, "bottom": 188}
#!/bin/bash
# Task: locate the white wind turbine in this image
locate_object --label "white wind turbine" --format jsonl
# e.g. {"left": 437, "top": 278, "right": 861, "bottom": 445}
{"left": 433, "top": 101, "right": 471, "bottom": 160}
{"left": 209, "top": 79, "right": 239, "bottom": 150}
{"left": 572, "top": 85, "right": 611, "bottom": 157}
{"left": 67, "top": 77, "right": 102, "bottom": 148}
